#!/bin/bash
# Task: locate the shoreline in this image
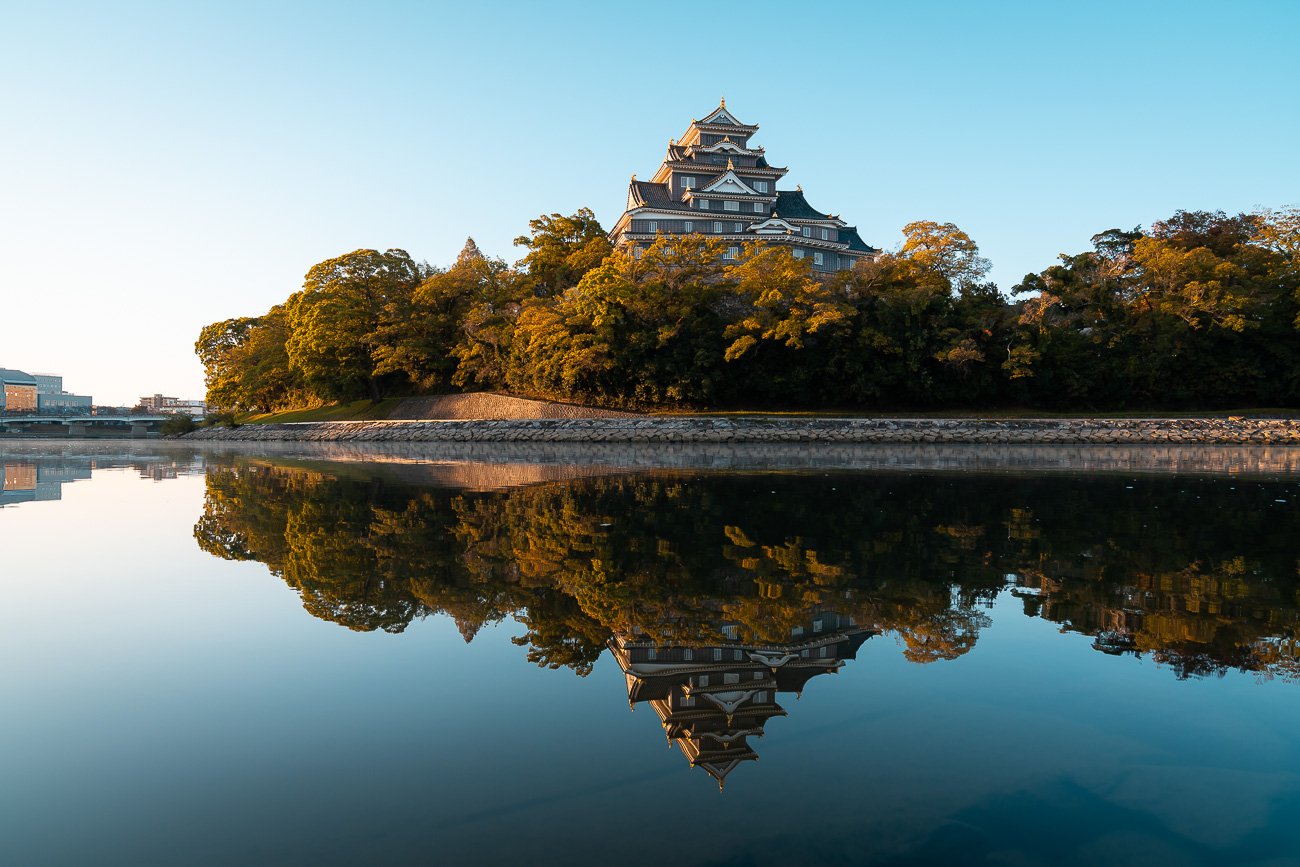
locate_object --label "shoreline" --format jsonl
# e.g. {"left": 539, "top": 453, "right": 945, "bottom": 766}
{"left": 180, "top": 417, "right": 1300, "bottom": 444}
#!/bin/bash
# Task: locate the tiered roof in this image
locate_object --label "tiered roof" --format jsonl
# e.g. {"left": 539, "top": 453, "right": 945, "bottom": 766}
{"left": 610, "top": 99, "right": 880, "bottom": 266}
{"left": 610, "top": 618, "right": 876, "bottom": 788}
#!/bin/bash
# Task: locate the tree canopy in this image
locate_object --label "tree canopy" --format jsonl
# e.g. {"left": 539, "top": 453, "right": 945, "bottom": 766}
{"left": 197, "top": 206, "right": 1300, "bottom": 413}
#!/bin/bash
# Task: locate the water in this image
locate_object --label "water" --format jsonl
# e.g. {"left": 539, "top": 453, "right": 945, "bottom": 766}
{"left": 2, "top": 441, "right": 1299, "bottom": 866}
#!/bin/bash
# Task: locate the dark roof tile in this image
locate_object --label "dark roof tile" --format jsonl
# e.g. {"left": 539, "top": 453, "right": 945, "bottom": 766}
{"left": 773, "top": 189, "right": 830, "bottom": 221}
{"left": 840, "top": 227, "right": 879, "bottom": 253}
{"left": 629, "top": 180, "right": 693, "bottom": 212}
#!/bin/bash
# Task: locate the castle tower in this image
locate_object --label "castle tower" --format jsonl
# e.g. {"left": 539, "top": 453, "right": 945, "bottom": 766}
{"left": 608, "top": 99, "right": 878, "bottom": 274}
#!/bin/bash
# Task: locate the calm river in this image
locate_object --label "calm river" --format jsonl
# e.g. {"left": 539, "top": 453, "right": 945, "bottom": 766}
{"left": 2, "top": 441, "right": 1299, "bottom": 866}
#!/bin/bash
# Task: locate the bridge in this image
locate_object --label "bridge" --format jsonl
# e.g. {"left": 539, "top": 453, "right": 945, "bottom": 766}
{"left": 0, "top": 414, "right": 171, "bottom": 437}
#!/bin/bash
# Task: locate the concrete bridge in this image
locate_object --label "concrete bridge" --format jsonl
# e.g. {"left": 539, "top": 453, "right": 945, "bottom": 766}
{"left": 0, "top": 414, "right": 170, "bottom": 437}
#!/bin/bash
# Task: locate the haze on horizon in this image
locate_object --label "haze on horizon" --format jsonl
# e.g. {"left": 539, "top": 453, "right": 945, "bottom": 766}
{"left": 2, "top": 0, "right": 1297, "bottom": 406}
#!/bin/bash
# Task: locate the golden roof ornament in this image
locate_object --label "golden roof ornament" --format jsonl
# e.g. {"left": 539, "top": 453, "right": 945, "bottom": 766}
{"left": 727, "top": 157, "right": 734, "bottom": 169}
{"left": 720, "top": 95, "right": 726, "bottom": 108}
{"left": 797, "top": 184, "right": 802, "bottom": 191}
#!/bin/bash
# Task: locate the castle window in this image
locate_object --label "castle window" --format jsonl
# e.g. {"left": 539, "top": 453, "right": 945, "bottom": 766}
{"left": 725, "top": 247, "right": 738, "bottom": 259}
{"left": 793, "top": 249, "right": 803, "bottom": 259}
{"left": 755, "top": 181, "right": 768, "bottom": 193}
{"left": 724, "top": 673, "right": 740, "bottom": 685}
{"left": 680, "top": 695, "right": 695, "bottom": 708}
{"left": 714, "top": 648, "right": 722, "bottom": 661}
{"left": 734, "top": 222, "right": 743, "bottom": 232}
{"left": 754, "top": 691, "right": 768, "bottom": 703}
{"left": 753, "top": 671, "right": 763, "bottom": 680}
{"left": 648, "top": 647, "right": 657, "bottom": 660}
{"left": 753, "top": 203, "right": 763, "bottom": 213}
{"left": 713, "top": 222, "right": 723, "bottom": 233}
{"left": 699, "top": 199, "right": 709, "bottom": 210}
{"left": 681, "top": 176, "right": 695, "bottom": 188}
{"left": 684, "top": 221, "right": 693, "bottom": 232}
{"left": 648, "top": 221, "right": 657, "bottom": 232}
{"left": 814, "top": 252, "right": 824, "bottom": 266}
{"left": 699, "top": 675, "right": 709, "bottom": 687}
{"left": 724, "top": 200, "right": 739, "bottom": 212}
{"left": 802, "top": 226, "right": 811, "bottom": 237}
{"left": 821, "top": 228, "right": 830, "bottom": 240}
{"left": 684, "top": 648, "right": 693, "bottom": 660}
{"left": 820, "top": 645, "right": 830, "bottom": 657}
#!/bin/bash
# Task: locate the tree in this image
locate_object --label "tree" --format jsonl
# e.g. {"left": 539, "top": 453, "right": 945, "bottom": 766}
{"left": 723, "top": 242, "right": 852, "bottom": 361}
{"left": 513, "top": 208, "right": 612, "bottom": 296}
{"left": 284, "top": 248, "right": 431, "bottom": 402}
{"left": 899, "top": 220, "right": 992, "bottom": 293}
{"left": 195, "top": 306, "right": 300, "bottom": 412}
{"left": 371, "top": 238, "right": 516, "bottom": 392}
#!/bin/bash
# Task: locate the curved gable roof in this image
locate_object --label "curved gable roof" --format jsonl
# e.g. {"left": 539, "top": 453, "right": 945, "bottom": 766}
{"left": 628, "top": 180, "right": 692, "bottom": 212}
{"left": 773, "top": 189, "right": 830, "bottom": 221}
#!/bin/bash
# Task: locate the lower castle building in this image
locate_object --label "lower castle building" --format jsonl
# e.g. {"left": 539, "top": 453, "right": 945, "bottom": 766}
{"left": 608, "top": 99, "right": 878, "bottom": 274}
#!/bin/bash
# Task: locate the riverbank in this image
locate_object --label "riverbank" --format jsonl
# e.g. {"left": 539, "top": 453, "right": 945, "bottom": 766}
{"left": 181, "top": 417, "right": 1300, "bottom": 444}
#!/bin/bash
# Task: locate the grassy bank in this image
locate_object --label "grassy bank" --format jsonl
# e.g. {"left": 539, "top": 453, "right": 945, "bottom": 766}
{"left": 237, "top": 398, "right": 407, "bottom": 425}
{"left": 230, "top": 394, "right": 1299, "bottom": 425}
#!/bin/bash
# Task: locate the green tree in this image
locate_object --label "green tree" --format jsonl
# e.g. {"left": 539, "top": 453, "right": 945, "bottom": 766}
{"left": 284, "top": 248, "right": 431, "bottom": 402}
{"left": 371, "top": 238, "right": 516, "bottom": 392}
{"left": 513, "top": 208, "right": 613, "bottom": 296}
{"left": 195, "top": 305, "right": 301, "bottom": 412}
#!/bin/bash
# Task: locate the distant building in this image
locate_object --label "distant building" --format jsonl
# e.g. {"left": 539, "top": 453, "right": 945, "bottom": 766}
{"left": 0, "top": 369, "right": 39, "bottom": 412}
{"left": 32, "top": 373, "right": 62, "bottom": 394}
{"left": 0, "top": 370, "right": 93, "bottom": 413}
{"left": 607, "top": 99, "right": 878, "bottom": 274}
{"left": 138, "top": 394, "right": 207, "bottom": 417}
{"left": 38, "top": 393, "right": 93, "bottom": 411}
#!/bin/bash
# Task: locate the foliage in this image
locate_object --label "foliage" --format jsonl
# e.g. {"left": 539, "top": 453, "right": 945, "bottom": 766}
{"left": 195, "top": 206, "right": 1300, "bottom": 412}
{"left": 160, "top": 413, "right": 196, "bottom": 436}
{"left": 192, "top": 459, "right": 1300, "bottom": 681}
{"left": 513, "top": 208, "right": 613, "bottom": 297}
{"left": 202, "top": 410, "right": 240, "bottom": 428}
{"left": 1008, "top": 209, "right": 1300, "bottom": 407}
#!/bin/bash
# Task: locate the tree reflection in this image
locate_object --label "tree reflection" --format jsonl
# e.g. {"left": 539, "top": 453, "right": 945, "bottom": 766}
{"left": 194, "top": 462, "right": 1300, "bottom": 682}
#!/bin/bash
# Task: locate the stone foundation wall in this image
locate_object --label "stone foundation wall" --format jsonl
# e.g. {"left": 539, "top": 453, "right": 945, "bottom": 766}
{"left": 181, "top": 417, "right": 1300, "bottom": 445}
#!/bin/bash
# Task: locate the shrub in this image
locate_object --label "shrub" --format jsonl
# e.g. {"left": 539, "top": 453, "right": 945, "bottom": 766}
{"left": 160, "top": 413, "right": 196, "bottom": 436}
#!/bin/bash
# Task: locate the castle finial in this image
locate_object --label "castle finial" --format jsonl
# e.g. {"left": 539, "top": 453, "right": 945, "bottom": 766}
{"left": 632, "top": 173, "right": 637, "bottom": 181}
{"left": 721, "top": 95, "right": 726, "bottom": 108}
{"left": 797, "top": 184, "right": 802, "bottom": 191}
{"left": 727, "top": 157, "right": 734, "bottom": 169}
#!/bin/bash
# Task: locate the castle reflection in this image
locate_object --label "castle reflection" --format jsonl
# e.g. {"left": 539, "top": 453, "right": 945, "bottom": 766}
{"left": 183, "top": 454, "right": 1300, "bottom": 784}
{"left": 612, "top": 615, "right": 873, "bottom": 786}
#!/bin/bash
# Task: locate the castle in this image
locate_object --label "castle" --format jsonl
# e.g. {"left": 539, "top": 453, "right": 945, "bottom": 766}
{"left": 610, "top": 612, "right": 875, "bottom": 788}
{"left": 607, "top": 99, "right": 877, "bottom": 273}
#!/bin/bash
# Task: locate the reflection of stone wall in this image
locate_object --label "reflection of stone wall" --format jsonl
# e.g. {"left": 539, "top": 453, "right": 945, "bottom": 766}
{"left": 184, "top": 417, "right": 1300, "bottom": 448}
{"left": 181, "top": 438, "right": 1300, "bottom": 478}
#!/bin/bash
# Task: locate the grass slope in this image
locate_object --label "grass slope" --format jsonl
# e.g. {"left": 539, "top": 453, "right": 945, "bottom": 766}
{"left": 238, "top": 398, "right": 407, "bottom": 425}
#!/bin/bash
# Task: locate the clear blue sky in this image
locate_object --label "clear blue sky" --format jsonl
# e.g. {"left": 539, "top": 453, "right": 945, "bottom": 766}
{"left": 2, "top": 0, "right": 1297, "bottom": 405}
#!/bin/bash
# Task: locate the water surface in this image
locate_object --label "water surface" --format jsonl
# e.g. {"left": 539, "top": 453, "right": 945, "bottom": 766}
{"left": 3, "top": 442, "right": 1299, "bottom": 866}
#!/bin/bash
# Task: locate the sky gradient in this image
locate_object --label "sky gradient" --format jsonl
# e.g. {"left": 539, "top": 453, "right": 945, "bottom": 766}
{"left": 2, "top": 0, "right": 1297, "bottom": 405}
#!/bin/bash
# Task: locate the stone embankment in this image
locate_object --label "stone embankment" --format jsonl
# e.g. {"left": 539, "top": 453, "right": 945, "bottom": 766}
{"left": 182, "top": 417, "right": 1300, "bottom": 444}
